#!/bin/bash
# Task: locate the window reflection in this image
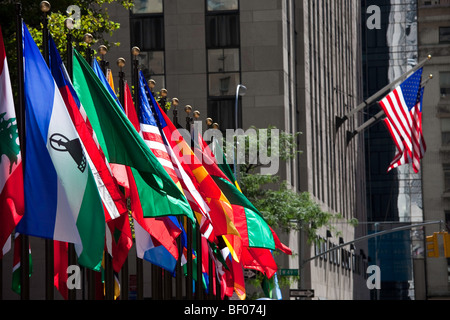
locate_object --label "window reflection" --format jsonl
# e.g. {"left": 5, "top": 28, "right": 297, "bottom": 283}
{"left": 207, "top": 0, "right": 238, "bottom": 11}
{"left": 132, "top": 0, "right": 163, "bottom": 14}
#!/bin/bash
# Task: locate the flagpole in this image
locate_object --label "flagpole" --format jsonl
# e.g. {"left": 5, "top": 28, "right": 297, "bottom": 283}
{"left": 99, "top": 50, "right": 114, "bottom": 300}
{"left": 64, "top": 16, "right": 77, "bottom": 301}
{"left": 96, "top": 48, "right": 115, "bottom": 301}
{"left": 40, "top": 1, "right": 55, "bottom": 301}
{"left": 124, "top": 55, "right": 144, "bottom": 300}
{"left": 16, "top": 2, "right": 29, "bottom": 301}
{"left": 176, "top": 217, "right": 183, "bottom": 299}
{"left": 346, "top": 74, "right": 434, "bottom": 144}
{"left": 335, "top": 55, "right": 432, "bottom": 131}
{"left": 185, "top": 110, "right": 194, "bottom": 299}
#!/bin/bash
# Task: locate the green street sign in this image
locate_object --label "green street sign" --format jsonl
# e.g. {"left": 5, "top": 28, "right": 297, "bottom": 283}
{"left": 279, "top": 269, "right": 299, "bottom": 276}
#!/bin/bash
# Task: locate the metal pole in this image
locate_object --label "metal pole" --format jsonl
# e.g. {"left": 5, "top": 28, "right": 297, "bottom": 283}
{"left": 302, "top": 220, "right": 443, "bottom": 265}
{"left": 40, "top": 1, "right": 55, "bottom": 301}
{"left": 196, "top": 224, "right": 202, "bottom": 300}
{"left": 176, "top": 217, "right": 183, "bottom": 299}
{"left": 346, "top": 74, "right": 433, "bottom": 144}
{"left": 335, "top": 55, "right": 432, "bottom": 131}
{"left": 16, "top": 2, "right": 29, "bottom": 301}
{"left": 64, "top": 18, "right": 77, "bottom": 301}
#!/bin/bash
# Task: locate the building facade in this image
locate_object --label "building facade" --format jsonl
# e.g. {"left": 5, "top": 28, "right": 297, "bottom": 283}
{"left": 418, "top": 0, "right": 450, "bottom": 300}
{"left": 361, "top": 0, "right": 425, "bottom": 300}
{"left": 104, "top": 0, "right": 369, "bottom": 300}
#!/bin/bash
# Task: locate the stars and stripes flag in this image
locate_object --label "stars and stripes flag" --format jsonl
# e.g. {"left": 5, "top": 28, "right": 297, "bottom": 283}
{"left": 379, "top": 67, "right": 427, "bottom": 173}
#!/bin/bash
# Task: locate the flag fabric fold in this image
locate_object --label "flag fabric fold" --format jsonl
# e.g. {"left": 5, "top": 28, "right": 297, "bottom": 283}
{"left": 72, "top": 49, "right": 194, "bottom": 223}
{"left": 15, "top": 23, "right": 105, "bottom": 271}
{"left": 0, "top": 26, "right": 24, "bottom": 255}
{"left": 139, "top": 73, "right": 239, "bottom": 239}
{"left": 379, "top": 68, "right": 427, "bottom": 173}
{"left": 48, "top": 36, "right": 127, "bottom": 222}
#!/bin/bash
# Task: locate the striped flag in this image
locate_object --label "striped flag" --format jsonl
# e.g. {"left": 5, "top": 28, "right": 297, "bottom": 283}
{"left": 139, "top": 72, "right": 239, "bottom": 239}
{"left": 379, "top": 68, "right": 427, "bottom": 173}
{"left": 49, "top": 36, "right": 127, "bottom": 222}
{"left": 0, "top": 26, "right": 24, "bottom": 255}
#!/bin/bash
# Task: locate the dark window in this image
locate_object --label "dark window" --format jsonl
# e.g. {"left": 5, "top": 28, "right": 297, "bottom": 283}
{"left": 207, "top": 98, "right": 242, "bottom": 130}
{"left": 440, "top": 72, "right": 450, "bottom": 97}
{"left": 130, "top": 16, "right": 165, "bottom": 51}
{"left": 439, "top": 27, "right": 450, "bottom": 43}
{"left": 206, "top": 14, "right": 240, "bottom": 48}
{"left": 444, "top": 164, "right": 450, "bottom": 192}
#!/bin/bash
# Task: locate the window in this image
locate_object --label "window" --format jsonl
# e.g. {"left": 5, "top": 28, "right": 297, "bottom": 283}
{"left": 206, "top": 0, "right": 241, "bottom": 130}
{"left": 130, "top": 16, "right": 164, "bottom": 51}
{"left": 132, "top": 0, "right": 163, "bottom": 14}
{"left": 207, "top": 98, "right": 242, "bottom": 130}
{"left": 207, "top": 0, "right": 238, "bottom": 11}
{"left": 444, "top": 164, "right": 450, "bottom": 192}
{"left": 130, "top": 0, "right": 165, "bottom": 88}
{"left": 441, "top": 118, "right": 450, "bottom": 145}
{"left": 206, "top": 14, "right": 240, "bottom": 48}
{"left": 439, "top": 27, "right": 450, "bottom": 44}
{"left": 440, "top": 72, "right": 450, "bottom": 97}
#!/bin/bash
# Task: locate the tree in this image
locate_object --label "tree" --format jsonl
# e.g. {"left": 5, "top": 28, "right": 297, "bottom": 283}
{"left": 0, "top": 0, "right": 133, "bottom": 102}
{"left": 222, "top": 126, "right": 356, "bottom": 298}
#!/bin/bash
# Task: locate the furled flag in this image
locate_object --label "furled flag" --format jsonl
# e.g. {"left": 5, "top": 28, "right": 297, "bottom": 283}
{"left": 48, "top": 35, "right": 127, "bottom": 222}
{"left": 0, "top": 26, "right": 24, "bottom": 256}
{"left": 15, "top": 23, "right": 105, "bottom": 271}
{"left": 379, "top": 67, "right": 427, "bottom": 173}
{"left": 140, "top": 74, "right": 239, "bottom": 239}
{"left": 71, "top": 49, "right": 194, "bottom": 223}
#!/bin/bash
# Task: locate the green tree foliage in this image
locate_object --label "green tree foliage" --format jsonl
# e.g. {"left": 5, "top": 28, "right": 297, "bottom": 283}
{"left": 0, "top": 0, "right": 133, "bottom": 102}
{"left": 226, "top": 126, "right": 338, "bottom": 243}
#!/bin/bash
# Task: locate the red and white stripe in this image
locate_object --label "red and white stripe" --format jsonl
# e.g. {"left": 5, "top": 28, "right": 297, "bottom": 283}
{"left": 383, "top": 96, "right": 426, "bottom": 173}
{"left": 141, "top": 120, "right": 216, "bottom": 242}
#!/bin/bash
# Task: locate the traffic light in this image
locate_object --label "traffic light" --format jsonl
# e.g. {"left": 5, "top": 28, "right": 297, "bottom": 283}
{"left": 443, "top": 232, "right": 450, "bottom": 258}
{"left": 426, "top": 233, "right": 439, "bottom": 258}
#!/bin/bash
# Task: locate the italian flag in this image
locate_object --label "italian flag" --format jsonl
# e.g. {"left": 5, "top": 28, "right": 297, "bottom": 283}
{"left": 0, "top": 26, "right": 24, "bottom": 256}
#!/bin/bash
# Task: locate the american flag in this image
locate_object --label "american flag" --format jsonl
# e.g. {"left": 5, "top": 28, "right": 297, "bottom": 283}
{"left": 137, "top": 72, "right": 216, "bottom": 242}
{"left": 379, "top": 68, "right": 426, "bottom": 173}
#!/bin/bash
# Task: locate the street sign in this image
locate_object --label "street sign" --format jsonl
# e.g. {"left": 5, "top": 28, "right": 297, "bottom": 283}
{"left": 290, "top": 289, "right": 315, "bottom": 298}
{"left": 279, "top": 269, "right": 299, "bottom": 276}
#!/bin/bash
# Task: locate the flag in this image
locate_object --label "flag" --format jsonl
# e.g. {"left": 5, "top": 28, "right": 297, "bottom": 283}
{"left": 0, "top": 26, "right": 24, "bottom": 255}
{"left": 203, "top": 136, "right": 292, "bottom": 255}
{"left": 11, "top": 233, "right": 32, "bottom": 294}
{"left": 49, "top": 36, "right": 127, "bottom": 222}
{"left": 15, "top": 23, "right": 105, "bottom": 271}
{"left": 118, "top": 80, "right": 182, "bottom": 273}
{"left": 53, "top": 241, "right": 68, "bottom": 299}
{"left": 379, "top": 68, "right": 427, "bottom": 173}
{"left": 140, "top": 73, "right": 239, "bottom": 238}
{"left": 71, "top": 49, "right": 194, "bottom": 223}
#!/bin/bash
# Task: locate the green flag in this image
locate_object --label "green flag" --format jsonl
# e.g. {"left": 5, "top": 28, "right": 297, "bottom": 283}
{"left": 72, "top": 50, "right": 194, "bottom": 223}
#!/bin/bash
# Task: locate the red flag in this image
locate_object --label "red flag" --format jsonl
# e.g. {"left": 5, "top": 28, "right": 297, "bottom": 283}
{"left": 0, "top": 26, "right": 24, "bottom": 254}
{"left": 54, "top": 241, "right": 68, "bottom": 299}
